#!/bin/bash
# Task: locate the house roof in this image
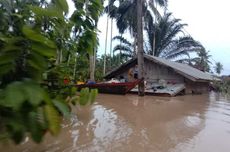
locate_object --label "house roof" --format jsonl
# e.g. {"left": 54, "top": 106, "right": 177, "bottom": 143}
{"left": 105, "top": 55, "right": 214, "bottom": 82}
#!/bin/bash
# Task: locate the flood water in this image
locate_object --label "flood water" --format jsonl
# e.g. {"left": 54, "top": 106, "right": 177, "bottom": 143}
{"left": 2, "top": 92, "right": 230, "bottom": 152}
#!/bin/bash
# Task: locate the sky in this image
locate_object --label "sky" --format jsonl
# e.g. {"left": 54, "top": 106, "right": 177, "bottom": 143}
{"left": 67, "top": 0, "right": 230, "bottom": 75}
{"left": 167, "top": 0, "right": 230, "bottom": 75}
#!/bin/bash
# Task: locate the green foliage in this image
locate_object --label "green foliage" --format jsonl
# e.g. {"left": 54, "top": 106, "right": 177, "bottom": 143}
{"left": 52, "top": 99, "right": 70, "bottom": 118}
{"left": 95, "top": 54, "right": 127, "bottom": 80}
{"left": 79, "top": 88, "right": 90, "bottom": 105}
{"left": 0, "top": 0, "right": 103, "bottom": 144}
{"left": 23, "top": 26, "right": 56, "bottom": 48}
{"left": 112, "top": 35, "right": 135, "bottom": 59}
{"left": 3, "top": 80, "right": 45, "bottom": 109}
{"left": 215, "top": 62, "right": 223, "bottom": 75}
{"left": 212, "top": 79, "right": 230, "bottom": 94}
{"left": 190, "top": 48, "right": 212, "bottom": 72}
{"left": 145, "top": 12, "right": 203, "bottom": 60}
{"left": 44, "top": 104, "right": 60, "bottom": 135}
{"left": 89, "top": 89, "right": 98, "bottom": 104}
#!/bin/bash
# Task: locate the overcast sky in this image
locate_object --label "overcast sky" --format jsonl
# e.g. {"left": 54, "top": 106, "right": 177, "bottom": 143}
{"left": 168, "top": 0, "right": 230, "bottom": 75}
{"left": 67, "top": 0, "right": 230, "bottom": 75}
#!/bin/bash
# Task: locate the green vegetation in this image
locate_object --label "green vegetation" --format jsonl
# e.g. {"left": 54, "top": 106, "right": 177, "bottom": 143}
{"left": 212, "top": 79, "right": 230, "bottom": 94}
{"left": 112, "top": 35, "right": 135, "bottom": 60}
{"left": 145, "top": 12, "right": 203, "bottom": 59}
{"left": 104, "top": 0, "right": 222, "bottom": 75}
{"left": 0, "top": 0, "right": 226, "bottom": 144}
{"left": 0, "top": 0, "right": 102, "bottom": 144}
{"left": 215, "top": 62, "right": 223, "bottom": 75}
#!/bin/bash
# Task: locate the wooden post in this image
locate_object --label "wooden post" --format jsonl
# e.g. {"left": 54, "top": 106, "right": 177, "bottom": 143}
{"left": 137, "top": 0, "right": 145, "bottom": 96}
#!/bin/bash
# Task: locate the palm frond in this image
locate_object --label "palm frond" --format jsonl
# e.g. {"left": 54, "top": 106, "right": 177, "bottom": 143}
{"left": 113, "top": 45, "right": 133, "bottom": 54}
{"left": 154, "top": 0, "right": 168, "bottom": 7}
{"left": 112, "top": 35, "right": 132, "bottom": 47}
{"left": 148, "top": 1, "right": 162, "bottom": 21}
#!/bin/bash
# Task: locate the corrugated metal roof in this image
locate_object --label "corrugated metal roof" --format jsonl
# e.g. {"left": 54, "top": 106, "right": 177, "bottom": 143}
{"left": 105, "top": 55, "right": 214, "bottom": 81}
{"left": 144, "top": 55, "right": 213, "bottom": 81}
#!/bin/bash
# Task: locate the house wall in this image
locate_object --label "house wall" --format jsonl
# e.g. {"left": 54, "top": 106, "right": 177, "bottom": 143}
{"left": 144, "top": 60, "right": 184, "bottom": 83}
{"left": 108, "top": 59, "right": 210, "bottom": 95}
{"left": 185, "top": 79, "right": 209, "bottom": 94}
{"left": 114, "top": 60, "right": 184, "bottom": 83}
{"left": 112, "top": 70, "right": 132, "bottom": 82}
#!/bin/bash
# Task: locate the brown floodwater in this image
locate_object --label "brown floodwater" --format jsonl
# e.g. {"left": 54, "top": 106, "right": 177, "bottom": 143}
{"left": 1, "top": 92, "right": 230, "bottom": 152}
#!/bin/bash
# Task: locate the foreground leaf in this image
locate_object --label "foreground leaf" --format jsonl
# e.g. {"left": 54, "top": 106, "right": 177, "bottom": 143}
{"left": 79, "top": 88, "right": 90, "bottom": 105}
{"left": 89, "top": 89, "right": 98, "bottom": 104}
{"left": 22, "top": 26, "right": 56, "bottom": 48}
{"left": 44, "top": 105, "right": 60, "bottom": 135}
{"left": 5, "top": 82, "right": 25, "bottom": 109}
{"left": 52, "top": 100, "right": 70, "bottom": 118}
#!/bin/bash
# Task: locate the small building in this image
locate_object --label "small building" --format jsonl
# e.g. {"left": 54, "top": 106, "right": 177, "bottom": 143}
{"left": 105, "top": 55, "right": 214, "bottom": 95}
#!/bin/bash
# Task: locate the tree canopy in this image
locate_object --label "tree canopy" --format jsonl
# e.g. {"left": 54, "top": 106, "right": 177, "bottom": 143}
{"left": 0, "top": 0, "right": 102, "bottom": 143}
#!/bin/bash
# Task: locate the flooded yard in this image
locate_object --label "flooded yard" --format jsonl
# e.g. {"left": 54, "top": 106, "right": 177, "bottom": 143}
{"left": 2, "top": 92, "right": 230, "bottom": 152}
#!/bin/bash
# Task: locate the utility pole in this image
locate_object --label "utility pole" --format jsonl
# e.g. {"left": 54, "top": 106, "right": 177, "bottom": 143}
{"left": 137, "top": 0, "right": 145, "bottom": 96}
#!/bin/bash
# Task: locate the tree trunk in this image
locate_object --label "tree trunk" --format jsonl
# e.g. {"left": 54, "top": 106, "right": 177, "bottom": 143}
{"left": 152, "top": 0, "right": 156, "bottom": 56}
{"left": 119, "top": 34, "right": 122, "bottom": 63}
{"left": 55, "top": 49, "right": 60, "bottom": 65}
{"left": 103, "top": 15, "right": 109, "bottom": 75}
{"left": 110, "top": 19, "right": 113, "bottom": 58}
{"left": 133, "top": 34, "right": 137, "bottom": 56}
{"left": 89, "top": 55, "right": 94, "bottom": 81}
{"left": 137, "top": 0, "right": 145, "bottom": 96}
{"left": 93, "top": 48, "right": 96, "bottom": 79}
{"left": 89, "top": 21, "right": 98, "bottom": 81}
{"left": 109, "top": 19, "right": 113, "bottom": 68}
{"left": 152, "top": 33, "right": 155, "bottom": 56}
{"left": 73, "top": 56, "right": 77, "bottom": 80}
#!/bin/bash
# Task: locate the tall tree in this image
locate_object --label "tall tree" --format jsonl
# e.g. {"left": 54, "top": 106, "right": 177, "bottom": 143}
{"left": 192, "top": 48, "right": 212, "bottom": 72}
{"left": 105, "top": 0, "right": 168, "bottom": 96}
{"left": 0, "top": 0, "right": 100, "bottom": 144}
{"left": 215, "top": 62, "right": 223, "bottom": 75}
{"left": 105, "top": 0, "right": 167, "bottom": 40}
{"left": 145, "top": 12, "right": 203, "bottom": 60}
{"left": 137, "top": 0, "right": 145, "bottom": 96}
{"left": 71, "top": 0, "right": 103, "bottom": 80}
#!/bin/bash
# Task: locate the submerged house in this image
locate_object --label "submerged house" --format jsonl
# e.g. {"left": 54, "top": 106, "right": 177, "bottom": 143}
{"left": 105, "top": 55, "right": 214, "bottom": 95}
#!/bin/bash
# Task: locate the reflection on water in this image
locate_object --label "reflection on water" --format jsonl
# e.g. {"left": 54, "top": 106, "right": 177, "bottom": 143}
{"left": 2, "top": 92, "right": 230, "bottom": 152}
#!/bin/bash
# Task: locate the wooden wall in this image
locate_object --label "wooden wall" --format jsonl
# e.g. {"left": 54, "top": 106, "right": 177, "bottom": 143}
{"left": 114, "top": 60, "right": 184, "bottom": 83}
{"left": 185, "top": 79, "right": 209, "bottom": 94}
{"left": 111, "top": 59, "right": 210, "bottom": 94}
{"left": 144, "top": 60, "right": 184, "bottom": 83}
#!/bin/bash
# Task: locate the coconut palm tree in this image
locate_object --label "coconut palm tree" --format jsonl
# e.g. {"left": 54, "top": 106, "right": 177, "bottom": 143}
{"left": 136, "top": 0, "right": 145, "bottom": 95}
{"left": 215, "top": 62, "right": 223, "bottom": 75}
{"left": 191, "top": 48, "right": 212, "bottom": 72}
{"left": 145, "top": 12, "right": 203, "bottom": 60}
{"left": 105, "top": 0, "right": 168, "bottom": 96}
{"left": 112, "top": 35, "right": 135, "bottom": 60}
{"left": 105, "top": 0, "right": 167, "bottom": 37}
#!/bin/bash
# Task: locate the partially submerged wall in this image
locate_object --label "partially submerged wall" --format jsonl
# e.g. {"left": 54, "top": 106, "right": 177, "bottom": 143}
{"left": 185, "top": 79, "right": 209, "bottom": 94}
{"left": 113, "top": 60, "right": 184, "bottom": 83}
{"left": 107, "top": 59, "right": 210, "bottom": 95}
{"left": 144, "top": 60, "right": 184, "bottom": 83}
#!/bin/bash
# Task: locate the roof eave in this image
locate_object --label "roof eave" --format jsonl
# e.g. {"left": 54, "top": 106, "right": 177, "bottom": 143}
{"left": 104, "top": 57, "right": 137, "bottom": 79}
